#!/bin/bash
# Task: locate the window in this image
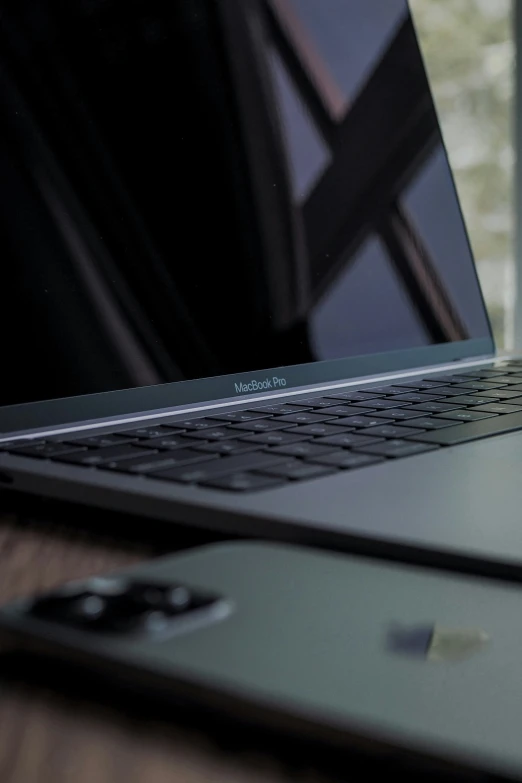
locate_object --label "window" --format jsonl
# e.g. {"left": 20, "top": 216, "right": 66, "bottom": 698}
{"left": 411, "top": 0, "right": 515, "bottom": 349}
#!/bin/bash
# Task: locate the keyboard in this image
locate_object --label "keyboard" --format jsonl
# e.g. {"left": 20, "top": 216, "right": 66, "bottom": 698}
{"left": 3, "top": 360, "right": 522, "bottom": 493}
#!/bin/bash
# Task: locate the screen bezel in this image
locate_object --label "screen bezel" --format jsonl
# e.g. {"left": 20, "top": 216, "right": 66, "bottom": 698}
{"left": 0, "top": 336, "right": 494, "bottom": 435}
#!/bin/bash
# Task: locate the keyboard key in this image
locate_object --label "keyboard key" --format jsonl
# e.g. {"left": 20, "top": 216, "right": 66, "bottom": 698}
{"left": 140, "top": 435, "right": 195, "bottom": 450}
{"left": 55, "top": 444, "right": 153, "bottom": 466}
{"left": 420, "top": 375, "right": 453, "bottom": 384}
{"left": 270, "top": 442, "right": 338, "bottom": 458}
{"left": 333, "top": 415, "right": 393, "bottom": 428}
{"left": 493, "top": 363, "right": 522, "bottom": 372}
{"left": 434, "top": 410, "right": 498, "bottom": 423}
{"left": 453, "top": 373, "right": 490, "bottom": 381}
{"left": 353, "top": 440, "right": 440, "bottom": 459}
{"left": 406, "top": 410, "right": 522, "bottom": 446}
{"left": 459, "top": 368, "right": 502, "bottom": 376}
{"left": 422, "top": 386, "right": 467, "bottom": 397}
{"left": 361, "top": 386, "right": 405, "bottom": 395}
{"left": 480, "top": 375, "right": 522, "bottom": 386}
{"left": 167, "top": 419, "right": 217, "bottom": 431}
{"left": 131, "top": 449, "right": 217, "bottom": 469}
{"left": 435, "top": 395, "right": 488, "bottom": 407}
{"left": 425, "top": 375, "right": 479, "bottom": 384}
{"left": 353, "top": 399, "right": 409, "bottom": 410}
{"left": 394, "top": 380, "right": 446, "bottom": 390}
{"left": 151, "top": 451, "right": 288, "bottom": 483}
{"left": 292, "top": 422, "right": 353, "bottom": 437}
{"left": 195, "top": 440, "right": 263, "bottom": 456}
{"left": 65, "top": 434, "right": 136, "bottom": 448}
{"left": 203, "top": 473, "right": 286, "bottom": 492}
{"left": 119, "top": 426, "right": 178, "bottom": 439}
{"left": 316, "top": 432, "right": 385, "bottom": 448}
{"left": 373, "top": 409, "right": 428, "bottom": 420}
{"left": 240, "top": 431, "right": 309, "bottom": 446}
{"left": 209, "top": 410, "right": 272, "bottom": 422}
{"left": 151, "top": 425, "right": 187, "bottom": 434}
{"left": 8, "top": 442, "right": 87, "bottom": 459}
{"left": 252, "top": 404, "right": 312, "bottom": 415}
{"left": 6, "top": 440, "right": 46, "bottom": 450}
{"left": 0, "top": 441, "right": 17, "bottom": 451}
{"left": 472, "top": 389, "right": 522, "bottom": 400}
{"left": 322, "top": 405, "right": 375, "bottom": 418}
{"left": 325, "top": 391, "right": 384, "bottom": 402}
{"left": 306, "top": 451, "right": 385, "bottom": 470}
{"left": 498, "top": 396, "right": 522, "bottom": 405}
{"left": 472, "top": 403, "right": 522, "bottom": 415}
{"left": 106, "top": 451, "right": 217, "bottom": 474}
{"left": 453, "top": 381, "right": 507, "bottom": 391}
{"left": 295, "top": 397, "right": 343, "bottom": 408}
{"left": 184, "top": 428, "right": 238, "bottom": 441}
{"left": 257, "top": 461, "right": 337, "bottom": 481}
{"left": 408, "top": 401, "right": 464, "bottom": 413}
{"left": 230, "top": 420, "right": 297, "bottom": 433}
{"left": 291, "top": 405, "right": 362, "bottom": 418}
{"left": 395, "top": 417, "right": 462, "bottom": 430}
{"left": 274, "top": 412, "right": 337, "bottom": 425}
{"left": 391, "top": 393, "right": 444, "bottom": 404}
{"left": 274, "top": 404, "right": 316, "bottom": 413}
{"left": 364, "top": 425, "right": 423, "bottom": 439}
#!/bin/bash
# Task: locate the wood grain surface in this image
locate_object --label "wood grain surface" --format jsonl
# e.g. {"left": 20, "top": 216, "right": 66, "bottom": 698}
{"left": 0, "top": 502, "right": 331, "bottom": 783}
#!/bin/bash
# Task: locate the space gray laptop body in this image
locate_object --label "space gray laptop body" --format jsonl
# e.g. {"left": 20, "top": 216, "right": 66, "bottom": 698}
{"left": 1, "top": 542, "right": 521, "bottom": 780}
{"left": 0, "top": 0, "right": 520, "bottom": 573}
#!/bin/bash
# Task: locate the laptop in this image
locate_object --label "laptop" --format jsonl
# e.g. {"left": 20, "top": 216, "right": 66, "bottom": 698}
{"left": 0, "top": 0, "right": 520, "bottom": 571}
{"left": 1, "top": 541, "right": 521, "bottom": 780}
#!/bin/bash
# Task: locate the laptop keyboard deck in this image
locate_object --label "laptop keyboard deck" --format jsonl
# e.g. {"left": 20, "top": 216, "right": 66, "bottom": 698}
{"left": 4, "top": 360, "right": 522, "bottom": 492}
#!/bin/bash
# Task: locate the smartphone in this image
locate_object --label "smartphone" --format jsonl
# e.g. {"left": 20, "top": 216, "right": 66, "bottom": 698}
{"left": 0, "top": 542, "right": 520, "bottom": 780}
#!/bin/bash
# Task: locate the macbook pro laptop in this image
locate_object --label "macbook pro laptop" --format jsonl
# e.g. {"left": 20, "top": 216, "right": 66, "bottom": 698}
{"left": 0, "top": 0, "right": 520, "bottom": 572}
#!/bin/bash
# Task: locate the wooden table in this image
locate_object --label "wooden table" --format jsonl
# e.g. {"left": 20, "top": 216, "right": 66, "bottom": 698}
{"left": 0, "top": 496, "right": 334, "bottom": 783}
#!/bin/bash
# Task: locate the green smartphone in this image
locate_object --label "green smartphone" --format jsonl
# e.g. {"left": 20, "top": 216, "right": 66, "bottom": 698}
{"left": 0, "top": 542, "right": 519, "bottom": 780}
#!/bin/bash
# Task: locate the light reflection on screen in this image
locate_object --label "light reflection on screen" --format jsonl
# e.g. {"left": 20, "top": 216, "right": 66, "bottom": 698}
{"left": 0, "top": 0, "right": 491, "bottom": 408}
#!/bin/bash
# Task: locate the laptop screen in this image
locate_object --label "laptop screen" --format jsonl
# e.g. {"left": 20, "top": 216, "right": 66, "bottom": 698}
{"left": 0, "top": 0, "right": 492, "bottom": 414}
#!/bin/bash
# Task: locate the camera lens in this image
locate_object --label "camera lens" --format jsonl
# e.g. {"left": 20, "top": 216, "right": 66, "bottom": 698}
{"left": 69, "top": 594, "right": 106, "bottom": 622}
{"left": 28, "top": 578, "right": 222, "bottom": 635}
{"left": 165, "top": 586, "right": 191, "bottom": 612}
{"left": 140, "top": 586, "right": 164, "bottom": 606}
{"left": 87, "top": 577, "right": 128, "bottom": 596}
{"left": 30, "top": 591, "right": 106, "bottom": 626}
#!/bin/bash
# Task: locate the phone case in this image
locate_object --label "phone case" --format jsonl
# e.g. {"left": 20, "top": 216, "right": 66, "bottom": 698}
{"left": 0, "top": 541, "right": 521, "bottom": 780}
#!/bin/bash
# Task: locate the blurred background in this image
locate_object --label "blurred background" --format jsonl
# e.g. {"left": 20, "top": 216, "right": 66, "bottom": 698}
{"left": 411, "top": 0, "right": 515, "bottom": 350}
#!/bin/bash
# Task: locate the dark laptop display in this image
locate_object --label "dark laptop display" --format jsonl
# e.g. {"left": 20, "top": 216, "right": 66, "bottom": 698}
{"left": 0, "top": 0, "right": 491, "bottom": 409}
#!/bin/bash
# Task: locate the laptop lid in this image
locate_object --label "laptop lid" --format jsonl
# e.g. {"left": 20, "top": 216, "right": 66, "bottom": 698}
{"left": 0, "top": 0, "right": 493, "bottom": 435}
